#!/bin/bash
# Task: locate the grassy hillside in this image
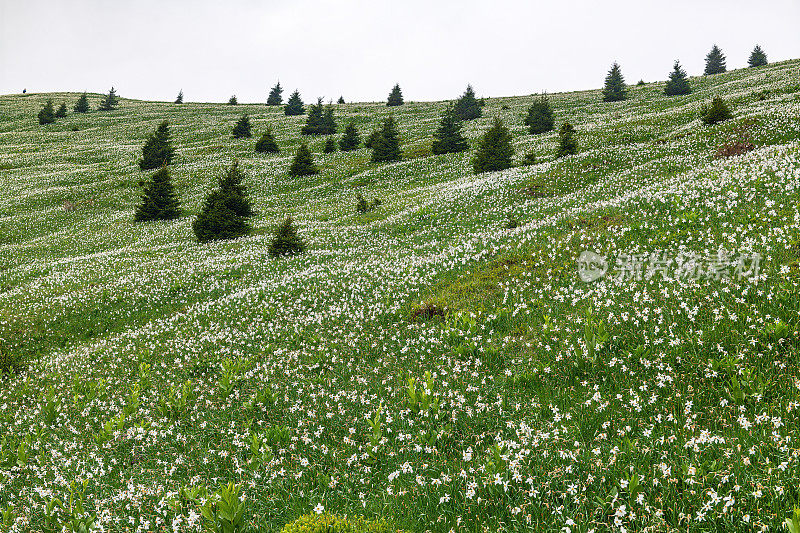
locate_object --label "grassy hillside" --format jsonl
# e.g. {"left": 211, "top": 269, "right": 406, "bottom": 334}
{"left": 1, "top": 60, "right": 800, "bottom": 532}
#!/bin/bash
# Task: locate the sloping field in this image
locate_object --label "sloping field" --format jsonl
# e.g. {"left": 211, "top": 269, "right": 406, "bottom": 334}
{"left": 1, "top": 60, "right": 800, "bottom": 532}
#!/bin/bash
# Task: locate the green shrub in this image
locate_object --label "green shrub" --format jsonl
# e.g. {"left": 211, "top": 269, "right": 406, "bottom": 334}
{"left": 232, "top": 114, "right": 252, "bottom": 138}
{"left": 472, "top": 117, "right": 514, "bottom": 173}
{"left": 134, "top": 166, "right": 181, "bottom": 222}
{"left": 281, "top": 513, "right": 393, "bottom": 533}
{"left": 339, "top": 123, "right": 360, "bottom": 151}
{"left": 386, "top": 84, "right": 403, "bottom": 106}
{"left": 73, "top": 92, "right": 90, "bottom": 113}
{"left": 285, "top": 90, "right": 305, "bottom": 116}
{"left": 323, "top": 137, "right": 336, "bottom": 153}
{"left": 268, "top": 216, "right": 305, "bottom": 257}
{"left": 38, "top": 99, "right": 56, "bottom": 125}
{"left": 139, "top": 120, "right": 175, "bottom": 170}
{"left": 700, "top": 97, "right": 733, "bottom": 125}
{"left": 556, "top": 122, "right": 578, "bottom": 158}
{"left": 255, "top": 129, "right": 280, "bottom": 153}
{"left": 602, "top": 62, "right": 627, "bottom": 102}
{"left": 289, "top": 143, "right": 319, "bottom": 176}
{"left": 523, "top": 95, "right": 554, "bottom": 134}
{"left": 452, "top": 84, "right": 481, "bottom": 121}
{"left": 267, "top": 82, "right": 283, "bottom": 106}
{"left": 97, "top": 87, "right": 119, "bottom": 111}
{"left": 371, "top": 116, "right": 402, "bottom": 163}
{"left": 431, "top": 107, "right": 468, "bottom": 155}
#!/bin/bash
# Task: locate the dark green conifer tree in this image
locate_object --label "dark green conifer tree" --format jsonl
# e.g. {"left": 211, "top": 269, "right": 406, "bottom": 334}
{"left": 748, "top": 45, "right": 768, "bottom": 67}
{"left": 704, "top": 45, "right": 727, "bottom": 75}
{"left": 387, "top": 84, "right": 404, "bottom": 106}
{"left": 523, "top": 94, "right": 555, "bottom": 134}
{"left": 97, "top": 87, "right": 120, "bottom": 111}
{"left": 664, "top": 61, "right": 692, "bottom": 96}
{"left": 301, "top": 98, "right": 337, "bottom": 135}
{"left": 556, "top": 122, "right": 579, "bottom": 158}
{"left": 218, "top": 161, "right": 255, "bottom": 218}
{"left": 192, "top": 190, "right": 250, "bottom": 242}
{"left": 139, "top": 120, "right": 175, "bottom": 170}
{"left": 74, "top": 92, "right": 90, "bottom": 113}
{"left": 267, "top": 82, "right": 283, "bottom": 105}
{"left": 371, "top": 115, "right": 402, "bottom": 163}
{"left": 228, "top": 95, "right": 238, "bottom": 105}
{"left": 38, "top": 99, "right": 56, "bottom": 125}
{"left": 364, "top": 130, "right": 380, "bottom": 149}
{"left": 288, "top": 143, "right": 319, "bottom": 176}
{"left": 268, "top": 216, "right": 305, "bottom": 257}
{"left": 339, "top": 122, "right": 361, "bottom": 151}
{"left": 472, "top": 117, "right": 514, "bottom": 173}
{"left": 431, "top": 107, "right": 469, "bottom": 155}
{"left": 323, "top": 137, "right": 336, "bottom": 153}
{"left": 602, "top": 62, "right": 627, "bottom": 102}
{"left": 134, "top": 166, "right": 181, "bottom": 221}
{"left": 192, "top": 162, "right": 254, "bottom": 242}
{"left": 453, "top": 85, "right": 482, "bottom": 121}
{"left": 284, "top": 90, "right": 305, "bottom": 116}
{"left": 700, "top": 96, "right": 733, "bottom": 125}
{"left": 337, "top": 96, "right": 345, "bottom": 104}
{"left": 54, "top": 102, "right": 68, "bottom": 118}
{"left": 232, "top": 114, "right": 252, "bottom": 138}
{"left": 255, "top": 129, "right": 280, "bottom": 153}
{"left": 174, "top": 90, "right": 184, "bottom": 104}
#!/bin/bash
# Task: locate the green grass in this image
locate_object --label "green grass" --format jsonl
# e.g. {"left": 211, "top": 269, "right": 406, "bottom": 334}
{"left": 1, "top": 60, "right": 800, "bottom": 532}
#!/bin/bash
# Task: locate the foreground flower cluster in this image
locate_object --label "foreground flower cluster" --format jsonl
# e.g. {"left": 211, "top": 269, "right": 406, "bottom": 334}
{"left": 0, "top": 60, "right": 799, "bottom": 532}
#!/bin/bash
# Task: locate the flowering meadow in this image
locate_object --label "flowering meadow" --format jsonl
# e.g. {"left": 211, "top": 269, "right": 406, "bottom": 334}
{"left": 1, "top": 59, "right": 800, "bottom": 532}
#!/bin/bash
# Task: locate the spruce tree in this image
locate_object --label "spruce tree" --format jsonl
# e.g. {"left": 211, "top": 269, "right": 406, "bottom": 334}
{"left": 267, "top": 82, "right": 283, "bottom": 106}
{"left": 228, "top": 95, "right": 238, "bottom": 105}
{"left": 255, "top": 129, "right": 280, "bottom": 153}
{"left": 323, "top": 137, "right": 336, "bottom": 153}
{"left": 602, "top": 62, "right": 627, "bottom": 102}
{"left": 339, "top": 122, "right": 361, "bottom": 151}
{"left": 74, "top": 92, "right": 90, "bottom": 113}
{"left": 700, "top": 96, "right": 733, "bottom": 125}
{"left": 192, "top": 190, "right": 250, "bottom": 243}
{"left": 301, "top": 98, "right": 337, "bottom": 135}
{"left": 139, "top": 120, "right": 175, "bottom": 170}
{"left": 452, "top": 85, "right": 482, "bottom": 121}
{"left": 365, "top": 130, "right": 380, "bottom": 149}
{"left": 232, "top": 114, "right": 252, "bottom": 138}
{"left": 337, "top": 96, "right": 345, "bottom": 104}
{"left": 218, "top": 161, "right": 255, "bottom": 218}
{"left": 98, "top": 87, "right": 120, "bottom": 111}
{"left": 472, "top": 117, "right": 514, "bottom": 173}
{"left": 134, "top": 166, "right": 181, "bottom": 222}
{"left": 556, "top": 122, "right": 579, "bottom": 158}
{"left": 523, "top": 94, "right": 555, "bottom": 134}
{"left": 371, "top": 115, "right": 402, "bottom": 163}
{"left": 748, "top": 45, "right": 768, "bottom": 67}
{"left": 664, "top": 61, "right": 692, "bottom": 96}
{"left": 289, "top": 143, "right": 319, "bottom": 176}
{"left": 175, "top": 90, "right": 184, "bottom": 104}
{"left": 284, "top": 90, "right": 305, "bottom": 116}
{"left": 431, "top": 106, "right": 468, "bottom": 155}
{"left": 387, "top": 84, "right": 404, "bottom": 106}
{"left": 704, "top": 45, "right": 727, "bottom": 75}
{"left": 38, "top": 99, "right": 56, "bottom": 125}
{"left": 268, "top": 216, "right": 305, "bottom": 257}
{"left": 54, "top": 102, "right": 68, "bottom": 118}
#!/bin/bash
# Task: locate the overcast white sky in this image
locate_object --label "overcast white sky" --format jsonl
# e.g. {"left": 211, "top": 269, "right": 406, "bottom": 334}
{"left": 1, "top": 0, "right": 798, "bottom": 103}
